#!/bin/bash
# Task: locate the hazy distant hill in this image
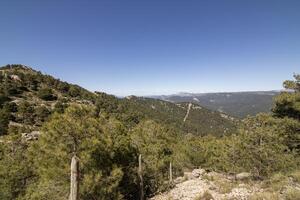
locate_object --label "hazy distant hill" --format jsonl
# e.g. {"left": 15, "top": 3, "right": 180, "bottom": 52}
{"left": 150, "top": 91, "right": 280, "bottom": 118}
{"left": 0, "top": 64, "right": 237, "bottom": 137}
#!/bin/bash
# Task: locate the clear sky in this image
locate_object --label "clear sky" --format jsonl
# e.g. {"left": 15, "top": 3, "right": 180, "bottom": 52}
{"left": 0, "top": 0, "right": 299, "bottom": 96}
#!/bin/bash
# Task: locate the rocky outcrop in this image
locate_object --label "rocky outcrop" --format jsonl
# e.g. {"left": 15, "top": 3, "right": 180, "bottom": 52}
{"left": 10, "top": 74, "right": 21, "bottom": 81}
{"left": 192, "top": 168, "right": 206, "bottom": 178}
{"left": 151, "top": 169, "right": 260, "bottom": 200}
{"left": 21, "top": 131, "right": 41, "bottom": 141}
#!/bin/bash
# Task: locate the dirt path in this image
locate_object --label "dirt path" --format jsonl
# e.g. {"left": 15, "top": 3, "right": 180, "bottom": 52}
{"left": 183, "top": 103, "right": 192, "bottom": 122}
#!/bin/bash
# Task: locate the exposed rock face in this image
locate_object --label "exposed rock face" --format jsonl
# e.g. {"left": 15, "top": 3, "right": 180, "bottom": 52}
{"left": 21, "top": 131, "right": 41, "bottom": 141}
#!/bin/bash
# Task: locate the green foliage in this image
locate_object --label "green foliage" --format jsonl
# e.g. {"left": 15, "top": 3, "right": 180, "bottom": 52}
{"left": 121, "top": 97, "right": 237, "bottom": 137}
{"left": 37, "top": 88, "right": 57, "bottom": 101}
{"left": 17, "top": 101, "right": 35, "bottom": 125}
{"left": 0, "top": 65, "right": 237, "bottom": 138}
{"left": 24, "top": 105, "right": 137, "bottom": 200}
{"left": 0, "top": 108, "right": 10, "bottom": 135}
{"left": 68, "top": 85, "right": 81, "bottom": 97}
{"left": 3, "top": 102, "right": 18, "bottom": 112}
{"left": 186, "top": 113, "right": 299, "bottom": 177}
{"left": 1, "top": 66, "right": 299, "bottom": 199}
{"left": 53, "top": 100, "right": 68, "bottom": 113}
{"left": 185, "top": 135, "right": 234, "bottom": 172}
{"left": 0, "top": 94, "right": 10, "bottom": 107}
{"left": 273, "top": 74, "right": 300, "bottom": 120}
{"left": 233, "top": 114, "right": 298, "bottom": 176}
{"left": 130, "top": 120, "right": 185, "bottom": 195}
{"left": 34, "top": 106, "right": 51, "bottom": 124}
{"left": 0, "top": 134, "right": 34, "bottom": 200}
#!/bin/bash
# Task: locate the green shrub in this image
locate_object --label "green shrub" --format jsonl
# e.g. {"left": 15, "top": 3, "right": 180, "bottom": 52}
{"left": 37, "top": 88, "right": 57, "bottom": 101}
{"left": 3, "top": 102, "right": 17, "bottom": 112}
{"left": 0, "top": 108, "right": 10, "bottom": 135}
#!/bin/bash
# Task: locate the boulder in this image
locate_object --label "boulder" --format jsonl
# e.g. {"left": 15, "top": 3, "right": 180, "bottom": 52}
{"left": 22, "top": 131, "right": 41, "bottom": 141}
{"left": 192, "top": 168, "right": 206, "bottom": 178}
{"left": 184, "top": 172, "right": 195, "bottom": 180}
{"left": 174, "top": 176, "right": 185, "bottom": 184}
{"left": 236, "top": 172, "right": 251, "bottom": 180}
{"left": 10, "top": 74, "right": 21, "bottom": 81}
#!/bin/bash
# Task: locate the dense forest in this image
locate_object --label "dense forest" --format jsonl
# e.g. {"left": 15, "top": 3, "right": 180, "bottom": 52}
{"left": 0, "top": 65, "right": 299, "bottom": 199}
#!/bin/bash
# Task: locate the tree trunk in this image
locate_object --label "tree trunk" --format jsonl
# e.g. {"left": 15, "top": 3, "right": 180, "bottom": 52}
{"left": 138, "top": 154, "right": 144, "bottom": 200}
{"left": 70, "top": 155, "right": 79, "bottom": 200}
{"left": 169, "top": 162, "right": 173, "bottom": 184}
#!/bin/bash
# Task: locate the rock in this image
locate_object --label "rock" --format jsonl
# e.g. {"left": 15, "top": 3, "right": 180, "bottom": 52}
{"left": 10, "top": 74, "right": 21, "bottom": 81}
{"left": 22, "top": 131, "right": 41, "bottom": 141}
{"left": 192, "top": 168, "right": 206, "bottom": 178}
{"left": 184, "top": 172, "right": 195, "bottom": 180}
{"left": 236, "top": 172, "right": 251, "bottom": 180}
{"left": 174, "top": 176, "right": 185, "bottom": 184}
{"left": 209, "top": 185, "right": 217, "bottom": 190}
{"left": 226, "top": 187, "right": 250, "bottom": 200}
{"left": 9, "top": 121, "right": 24, "bottom": 127}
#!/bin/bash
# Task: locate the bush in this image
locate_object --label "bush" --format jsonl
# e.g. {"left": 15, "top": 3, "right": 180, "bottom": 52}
{"left": 35, "top": 106, "right": 51, "bottom": 124}
{"left": 130, "top": 120, "right": 185, "bottom": 195}
{"left": 17, "top": 101, "right": 35, "bottom": 125}
{"left": 0, "top": 94, "right": 10, "bottom": 107}
{"left": 24, "top": 105, "right": 137, "bottom": 200}
{"left": 68, "top": 85, "right": 81, "bottom": 97}
{"left": 3, "top": 102, "right": 17, "bottom": 112}
{"left": 0, "top": 108, "right": 10, "bottom": 135}
{"left": 37, "top": 88, "right": 57, "bottom": 101}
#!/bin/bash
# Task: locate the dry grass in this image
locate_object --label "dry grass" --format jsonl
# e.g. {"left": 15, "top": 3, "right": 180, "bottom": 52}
{"left": 166, "top": 195, "right": 174, "bottom": 200}
{"left": 290, "top": 170, "right": 300, "bottom": 183}
{"left": 262, "top": 173, "right": 289, "bottom": 192}
{"left": 202, "top": 174, "right": 215, "bottom": 181}
{"left": 215, "top": 179, "right": 237, "bottom": 194}
{"left": 194, "top": 190, "right": 214, "bottom": 200}
{"left": 284, "top": 188, "right": 300, "bottom": 200}
{"left": 249, "top": 191, "right": 280, "bottom": 200}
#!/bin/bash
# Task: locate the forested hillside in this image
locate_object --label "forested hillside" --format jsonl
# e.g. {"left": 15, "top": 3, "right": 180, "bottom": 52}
{"left": 0, "top": 65, "right": 299, "bottom": 200}
{"left": 0, "top": 64, "right": 237, "bottom": 137}
{"left": 151, "top": 91, "right": 279, "bottom": 118}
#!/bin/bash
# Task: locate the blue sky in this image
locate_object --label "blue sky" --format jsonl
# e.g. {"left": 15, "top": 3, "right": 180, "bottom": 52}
{"left": 0, "top": 0, "right": 299, "bottom": 96}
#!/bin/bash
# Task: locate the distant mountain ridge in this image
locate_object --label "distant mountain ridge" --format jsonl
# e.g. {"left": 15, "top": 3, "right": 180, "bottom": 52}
{"left": 149, "top": 91, "right": 280, "bottom": 118}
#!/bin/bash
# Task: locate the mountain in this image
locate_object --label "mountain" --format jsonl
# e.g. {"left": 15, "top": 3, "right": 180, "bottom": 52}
{"left": 0, "top": 64, "right": 237, "bottom": 137}
{"left": 122, "top": 96, "right": 237, "bottom": 136}
{"left": 150, "top": 91, "right": 280, "bottom": 118}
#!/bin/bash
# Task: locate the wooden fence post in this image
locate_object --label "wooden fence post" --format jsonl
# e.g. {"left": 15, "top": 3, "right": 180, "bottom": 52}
{"left": 138, "top": 154, "right": 144, "bottom": 200}
{"left": 169, "top": 162, "right": 173, "bottom": 184}
{"left": 70, "top": 155, "right": 79, "bottom": 200}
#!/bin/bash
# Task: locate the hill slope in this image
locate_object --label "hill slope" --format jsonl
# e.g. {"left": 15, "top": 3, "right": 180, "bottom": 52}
{"left": 0, "top": 64, "right": 237, "bottom": 137}
{"left": 150, "top": 91, "right": 279, "bottom": 118}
